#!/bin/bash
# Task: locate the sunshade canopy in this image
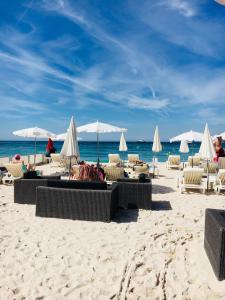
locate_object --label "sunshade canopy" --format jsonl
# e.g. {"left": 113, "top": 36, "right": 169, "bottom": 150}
{"left": 170, "top": 130, "right": 203, "bottom": 143}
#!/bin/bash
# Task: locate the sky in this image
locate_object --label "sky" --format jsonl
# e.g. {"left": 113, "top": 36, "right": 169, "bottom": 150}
{"left": 0, "top": 0, "right": 225, "bottom": 141}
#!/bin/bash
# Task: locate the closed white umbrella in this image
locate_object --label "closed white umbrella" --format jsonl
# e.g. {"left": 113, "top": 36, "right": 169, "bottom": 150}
{"left": 152, "top": 126, "right": 162, "bottom": 152}
{"left": 152, "top": 126, "right": 162, "bottom": 177}
{"left": 199, "top": 124, "right": 216, "bottom": 160}
{"left": 77, "top": 120, "right": 127, "bottom": 164}
{"left": 179, "top": 140, "right": 189, "bottom": 153}
{"left": 60, "top": 116, "right": 80, "bottom": 164}
{"left": 170, "top": 130, "right": 203, "bottom": 143}
{"left": 119, "top": 132, "right": 128, "bottom": 152}
{"left": 199, "top": 123, "right": 216, "bottom": 191}
{"left": 13, "top": 127, "right": 56, "bottom": 165}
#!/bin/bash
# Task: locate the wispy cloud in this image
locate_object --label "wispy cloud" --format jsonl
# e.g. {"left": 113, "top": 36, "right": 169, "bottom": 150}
{"left": 160, "top": 0, "right": 197, "bottom": 17}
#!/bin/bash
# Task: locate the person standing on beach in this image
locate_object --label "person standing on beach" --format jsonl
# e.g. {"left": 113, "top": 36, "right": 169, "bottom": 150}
{"left": 45, "top": 138, "right": 56, "bottom": 157}
{"left": 213, "top": 136, "right": 225, "bottom": 162}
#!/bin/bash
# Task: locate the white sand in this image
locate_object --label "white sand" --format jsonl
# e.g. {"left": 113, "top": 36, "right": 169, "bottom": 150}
{"left": 0, "top": 163, "right": 225, "bottom": 299}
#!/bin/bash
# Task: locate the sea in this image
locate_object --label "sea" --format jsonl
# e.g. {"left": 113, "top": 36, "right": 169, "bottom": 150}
{"left": 0, "top": 141, "right": 204, "bottom": 162}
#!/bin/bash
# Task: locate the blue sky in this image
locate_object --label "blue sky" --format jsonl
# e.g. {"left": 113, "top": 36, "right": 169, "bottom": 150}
{"left": 0, "top": 0, "right": 225, "bottom": 141}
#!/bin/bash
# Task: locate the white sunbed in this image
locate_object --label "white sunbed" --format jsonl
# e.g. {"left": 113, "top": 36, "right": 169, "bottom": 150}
{"left": 108, "top": 154, "right": 121, "bottom": 166}
{"left": 214, "top": 169, "right": 225, "bottom": 194}
{"left": 0, "top": 157, "right": 10, "bottom": 167}
{"left": 178, "top": 168, "right": 205, "bottom": 194}
{"left": 128, "top": 154, "right": 139, "bottom": 167}
{"left": 166, "top": 155, "right": 181, "bottom": 170}
{"left": 2, "top": 163, "right": 23, "bottom": 184}
{"left": 218, "top": 157, "right": 225, "bottom": 169}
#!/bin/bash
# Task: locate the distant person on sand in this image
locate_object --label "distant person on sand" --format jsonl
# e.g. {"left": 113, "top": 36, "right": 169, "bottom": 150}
{"left": 213, "top": 136, "right": 225, "bottom": 162}
{"left": 45, "top": 138, "right": 56, "bottom": 157}
{"left": 12, "top": 154, "right": 33, "bottom": 171}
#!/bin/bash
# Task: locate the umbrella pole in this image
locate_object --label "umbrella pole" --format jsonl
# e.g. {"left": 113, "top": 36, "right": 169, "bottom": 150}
{"left": 34, "top": 137, "right": 37, "bottom": 167}
{"left": 153, "top": 152, "right": 156, "bottom": 179}
{"left": 97, "top": 131, "right": 100, "bottom": 168}
{"left": 207, "top": 159, "right": 209, "bottom": 192}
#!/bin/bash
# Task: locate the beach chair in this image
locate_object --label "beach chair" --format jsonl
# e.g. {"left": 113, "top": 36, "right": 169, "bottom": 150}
{"left": 50, "top": 153, "right": 63, "bottom": 167}
{"left": 179, "top": 168, "right": 205, "bottom": 194}
{"left": 214, "top": 170, "right": 225, "bottom": 194}
{"left": 0, "top": 157, "right": 10, "bottom": 167}
{"left": 104, "top": 166, "right": 125, "bottom": 182}
{"left": 188, "top": 156, "right": 201, "bottom": 167}
{"left": 128, "top": 154, "right": 139, "bottom": 167}
{"left": 2, "top": 163, "right": 23, "bottom": 184}
{"left": 134, "top": 165, "right": 149, "bottom": 177}
{"left": 166, "top": 155, "right": 181, "bottom": 170}
{"left": 218, "top": 157, "right": 225, "bottom": 169}
{"left": 202, "top": 162, "right": 218, "bottom": 175}
{"left": 108, "top": 154, "right": 121, "bottom": 166}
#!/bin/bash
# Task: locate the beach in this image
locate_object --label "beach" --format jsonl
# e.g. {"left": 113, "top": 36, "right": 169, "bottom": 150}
{"left": 0, "top": 163, "right": 225, "bottom": 299}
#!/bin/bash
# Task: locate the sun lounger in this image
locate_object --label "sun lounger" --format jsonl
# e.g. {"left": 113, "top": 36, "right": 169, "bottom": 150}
{"left": 218, "top": 157, "right": 225, "bottom": 169}
{"left": 214, "top": 169, "right": 225, "bottom": 194}
{"left": 188, "top": 156, "right": 201, "bottom": 167}
{"left": 179, "top": 168, "right": 205, "bottom": 193}
{"left": 50, "top": 153, "right": 65, "bottom": 167}
{"left": 104, "top": 166, "right": 125, "bottom": 182}
{"left": 108, "top": 154, "right": 121, "bottom": 166}
{"left": 166, "top": 155, "right": 181, "bottom": 170}
{"left": 128, "top": 154, "right": 139, "bottom": 167}
{"left": 202, "top": 162, "right": 218, "bottom": 175}
{"left": 2, "top": 163, "right": 23, "bottom": 184}
{"left": 0, "top": 157, "right": 10, "bottom": 167}
{"left": 134, "top": 165, "right": 149, "bottom": 176}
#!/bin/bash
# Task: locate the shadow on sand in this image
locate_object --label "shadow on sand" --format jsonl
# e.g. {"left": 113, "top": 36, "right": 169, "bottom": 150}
{"left": 114, "top": 209, "right": 139, "bottom": 223}
{"left": 151, "top": 201, "right": 172, "bottom": 211}
{"left": 152, "top": 185, "right": 175, "bottom": 194}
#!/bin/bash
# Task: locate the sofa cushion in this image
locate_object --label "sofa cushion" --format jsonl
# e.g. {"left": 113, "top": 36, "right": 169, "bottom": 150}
{"left": 47, "top": 179, "right": 107, "bottom": 190}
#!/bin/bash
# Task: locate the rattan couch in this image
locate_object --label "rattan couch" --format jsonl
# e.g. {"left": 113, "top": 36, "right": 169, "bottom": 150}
{"left": 204, "top": 208, "right": 225, "bottom": 281}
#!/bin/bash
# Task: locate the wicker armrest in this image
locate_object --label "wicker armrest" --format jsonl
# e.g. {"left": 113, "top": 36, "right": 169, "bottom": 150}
{"left": 14, "top": 179, "right": 49, "bottom": 204}
{"left": 204, "top": 209, "right": 225, "bottom": 281}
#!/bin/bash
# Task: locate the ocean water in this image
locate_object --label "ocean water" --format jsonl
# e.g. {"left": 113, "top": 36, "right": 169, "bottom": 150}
{"left": 0, "top": 140, "right": 202, "bottom": 162}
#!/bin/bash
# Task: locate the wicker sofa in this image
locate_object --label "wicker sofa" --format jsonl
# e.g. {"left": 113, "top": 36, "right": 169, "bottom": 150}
{"left": 114, "top": 178, "right": 152, "bottom": 209}
{"left": 36, "top": 180, "right": 118, "bottom": 222}
{"left": 14, "top": 175, "right": 61, "bottom": 204}
{"left": 204, "top": 208, "right": 225, "bottom": 281}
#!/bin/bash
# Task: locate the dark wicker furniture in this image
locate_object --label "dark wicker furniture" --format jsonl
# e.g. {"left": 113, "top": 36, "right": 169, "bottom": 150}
{"left": 204, "top": 208, "right": 225, "bottom": 281}
{"left": 114, "top": 179, "right": 152, "bottom": 209}
{"left": 14, "top": 175, "right": 61, "bottom": 204}
{"left": 36, "top": 182, "right": 118, "bottom": 222}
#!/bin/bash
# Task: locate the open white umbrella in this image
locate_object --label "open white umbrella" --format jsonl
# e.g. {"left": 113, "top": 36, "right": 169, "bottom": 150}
{"left": 170, "top": 130, "right": 203, "bottom": 143}
{"left": 199, "top": 123, "right": 216, "bottom": 191}
{"left": 60, "top": 116, "right": 80, "bottom": 172}
{"left": 77, "top": 120, "right": 127, "bottom": 164}
{"left": 152, "top": 126, "right": 162, "bottom": 177}
{"left": 55, "top": 132, "right": 82, "bottom": 141}
{"left": 13, "top": 127, "right": 56, "bottom": 165}
{"left": 213, "top": 132, "right": 225, "bottom": 140}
